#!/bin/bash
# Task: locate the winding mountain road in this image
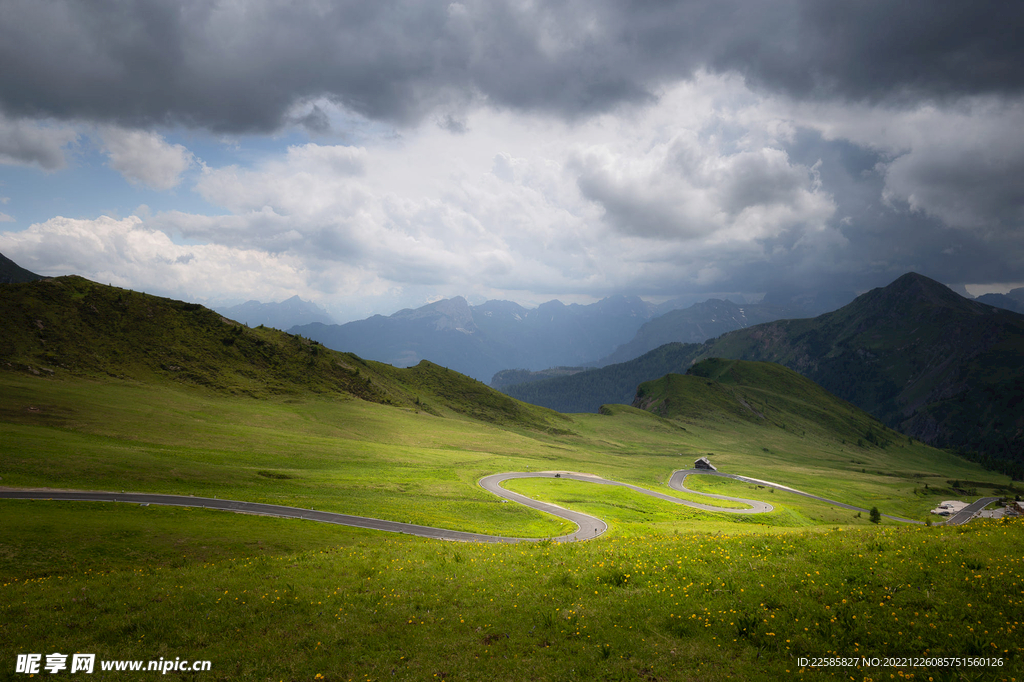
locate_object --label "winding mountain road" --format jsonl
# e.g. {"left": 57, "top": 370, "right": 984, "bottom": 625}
{"left": 1, "top": 467, "right": 969, "bottom": 543}
{"left": 670, "top": 469, "right": 925, "bottom": 524}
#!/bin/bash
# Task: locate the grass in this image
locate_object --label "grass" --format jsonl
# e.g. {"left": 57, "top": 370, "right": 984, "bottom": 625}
{"left": 0, "top": 376, "right": 579, "bottom": 538}
{"left": 3, "top": 371, "right": 1005, "bottom": 530}
{"left": 502, "top": 477, "right": 754, "bottom": 520}
{"left": 1, "top": 502, "right": 1021, "bottom": 681}
{"left": 0, "top": 501, "right": 356, "bottom": 579}
{"left": 2, "top": 279, "right": 1021, "bottom": 679}
{"left": 3, "top": 370, "right": 1020, "bottom": 680}
{"left": 0, "top": 275, "right": 569, "bottom": 432}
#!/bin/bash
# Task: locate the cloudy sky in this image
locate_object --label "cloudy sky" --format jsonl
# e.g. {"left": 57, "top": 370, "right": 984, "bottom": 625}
{"left": 1, "top": 0, "right": 1022, "bottom": 321}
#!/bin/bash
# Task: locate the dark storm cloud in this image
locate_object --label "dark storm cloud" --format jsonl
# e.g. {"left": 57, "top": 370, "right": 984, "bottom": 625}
{"left": 2, "top": 0, "right": 1022, "bottom": 132}
{"left": 779, "top": 1, "right": 1024, "bottom": 102}
{"left": 767, "top": 127, "right": 1024, "bottom": 292}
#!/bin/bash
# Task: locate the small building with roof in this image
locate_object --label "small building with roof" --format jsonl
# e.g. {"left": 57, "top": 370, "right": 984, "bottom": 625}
{"left": 694, "top": 456, "right": 716, "bottom": 471}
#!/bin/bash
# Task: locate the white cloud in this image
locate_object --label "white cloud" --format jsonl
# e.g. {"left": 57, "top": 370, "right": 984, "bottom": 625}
{"left": 118, "top": 75, "right": 843, "bottom": 304}
{"left": 0, "top": 215, "right": 317, "bottom": 303}
{"left": 194, "top": 143, "right": 367, "bottom": 216}
{"left": 0, "top": 115, "right": 76, "bottom": 170}
{"left": 0, "top": 212, "right": 14, "bottom": 222}
{"left": 101, "top": 128, "right": 195, "bottom": 190}
{"left": 573, "top": 140, "right": 834, "bottom": 242}
{"left": 17, "top": 71, "right": 1018, "bottom": 315}
{"left": 880, "top": 112, "right": 1024, "bottom": 232}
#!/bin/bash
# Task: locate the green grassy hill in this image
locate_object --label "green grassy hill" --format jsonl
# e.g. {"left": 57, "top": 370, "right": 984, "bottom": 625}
{"left": 3, "top": 276, "right": 1022, "bottom": 680}
{"left": 636, "top": 359, "right": 903, "bottom": 450}
{"left": 0, "top": 275, "right": 566, "bottom": 432}
{"left": 499, "top": 273, "right": 1024, "bottom": 479}
{"left": 3, "top": 274, "right": 1010, "bottom": 527}
{"left": 695, "top": 273, "right": 1024, "bottom": 477}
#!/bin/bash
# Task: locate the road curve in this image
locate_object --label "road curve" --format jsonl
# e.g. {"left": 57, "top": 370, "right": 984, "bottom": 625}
{"left": 672, "top": 469, "right": 925, "bottom": 525}
{"left": 668, "top": 470, "right": 773, "bottom": 513}
{"left": 0, "top": 468, "right": 944, "bottom": 543}
{"left": 479, "top": 470, "right": 775, "bottom": 540}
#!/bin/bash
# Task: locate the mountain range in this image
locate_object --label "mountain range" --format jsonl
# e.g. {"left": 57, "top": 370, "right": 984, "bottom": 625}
{"left": 502, "top": 273, "right": 1024, "bottom": 478}
{"left": 975, "top": 289, "right": 1024, "bottom": 315}
{"left": 291, "top": 294, "right": 666, "bottom": 382}
{"left": 3, "top": 251, "right": 1019, "bottom": 477}
{"left": 215, "top": 295, "right": 335, "bottom": 331}
{"left": 292, "top": 294, "right": 818, "bottom": 383}
{"left": 594, "top": 298, "right": 798, "bottom": 366}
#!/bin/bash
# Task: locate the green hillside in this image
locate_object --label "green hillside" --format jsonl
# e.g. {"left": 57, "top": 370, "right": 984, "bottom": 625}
{"left": 636, "top": 359, "right": 901, "bottom": 449}
{"left": 3, "top": 274, "right": 1008, "bottom": 527}
{"left": 695, "top": 273, "right": 1024, "bottom": 477}
{"left": 0, "top": 275, "right": 566, "bottom": 432}
{"left": 500, "top": 273, "right": 1024, "bottom": 479}
{"left": 2, "top": 276, "right": 1022, "bottom": 680}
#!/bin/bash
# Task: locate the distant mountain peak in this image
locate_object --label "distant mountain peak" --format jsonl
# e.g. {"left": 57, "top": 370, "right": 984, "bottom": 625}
{"left": 976, "top": 293, "right": 1024, "bottom": 315}
{"left": 216, "top": 296, "right": 334, "bottom": 330}
{"left": 888, "top": 271, "right": 948, "bottom": 291}
{"left": 886, "top": 271, "right": 964, "bottom": 294}
{"left": 293, "top": 292, "right": 666, "bottom": 381}
{"left": 393, "top": 296, "right": 475, "bottom": 331}
{"left": 862, "top": 272, "right": 989, "bottom": 317}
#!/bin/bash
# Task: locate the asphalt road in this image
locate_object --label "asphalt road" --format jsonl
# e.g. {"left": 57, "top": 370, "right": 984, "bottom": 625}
{"left": 478, "top": 469, "right": 779, "bottom": 538}
{"left": 671, "top": 469, "right": 926, "bottom": 524}
{"left": 945, "top": 497, "right": 1000, "bottom": 526}
{"left": 668, "top": 470, "right": 773, "bottom": 513}
{"left": 0, "top": 489, "right": 533, "bottom": 543}
{"left": 1, "top": 467, "right": 960, "bottom": 543}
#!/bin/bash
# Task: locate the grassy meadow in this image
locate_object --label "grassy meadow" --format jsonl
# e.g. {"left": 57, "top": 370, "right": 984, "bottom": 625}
{"left": 2, "top": 369, "right": 1022, "bottom": 681}
{"left": 2, "top": 501, "right": 1021, "bottom": 681}
{"left": 1, "top": 278, "right": 1022, "bottom": 680}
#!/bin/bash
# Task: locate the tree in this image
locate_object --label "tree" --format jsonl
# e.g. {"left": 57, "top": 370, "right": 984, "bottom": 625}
{"left": 870, "top": 507, "right": 882, "bottom": 524}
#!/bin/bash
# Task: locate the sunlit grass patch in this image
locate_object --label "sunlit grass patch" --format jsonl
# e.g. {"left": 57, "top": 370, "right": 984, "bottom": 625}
{"left": 2, "top": 517, "right": 1021, "bottom": 681}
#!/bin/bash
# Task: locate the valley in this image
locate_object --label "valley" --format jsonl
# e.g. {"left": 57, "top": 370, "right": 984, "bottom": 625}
{"left": 5, "top": 3, "right": 1023, "bottom": 678}
{"left": 1, "top": 275, "right": 1022, "bottom": 680}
